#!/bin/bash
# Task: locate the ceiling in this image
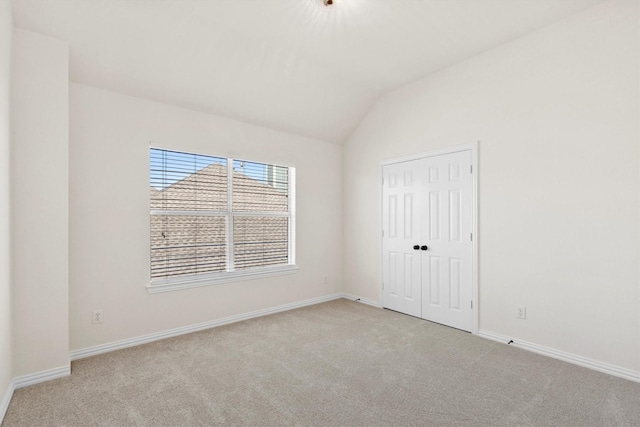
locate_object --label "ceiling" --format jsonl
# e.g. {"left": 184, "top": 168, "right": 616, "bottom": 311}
{"left": 11, "top": 0, "right": 602, "bottom": 144}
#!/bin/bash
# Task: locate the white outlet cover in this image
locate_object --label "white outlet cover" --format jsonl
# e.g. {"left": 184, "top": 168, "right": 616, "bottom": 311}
{"left": 92, "top": 310, "right": 103, "bottom": 324}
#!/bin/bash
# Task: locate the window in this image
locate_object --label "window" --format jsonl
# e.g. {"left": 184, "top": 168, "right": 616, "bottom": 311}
{"left": 149, "top": 148, "right": 296, "bottom": 292}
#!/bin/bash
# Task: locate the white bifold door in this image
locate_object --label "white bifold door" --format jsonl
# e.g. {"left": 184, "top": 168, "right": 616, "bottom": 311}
{"left": 382, "top": 150, "right": 474, "bottom": 332}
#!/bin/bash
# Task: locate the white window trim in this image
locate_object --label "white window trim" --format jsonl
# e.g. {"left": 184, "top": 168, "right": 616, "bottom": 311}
{"left": 148, "top": 149, "right": 297, "bottom": 294}
{"left": 146, "top": 264, "right": 298, "bottom": 294}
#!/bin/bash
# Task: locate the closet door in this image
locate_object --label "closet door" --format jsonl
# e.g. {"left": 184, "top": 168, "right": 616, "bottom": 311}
{"left": 421, "top": 150, "right": 473, "bottom": 331}
{"left": 381, "top": 160, "right": 422, "bottom": 317}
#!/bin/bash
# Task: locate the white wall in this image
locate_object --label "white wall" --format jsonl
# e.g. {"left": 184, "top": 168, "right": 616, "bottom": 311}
{"left": 11, "top": 29, "right": 69, "bottom": 376}
{"left": 69, "top": 83, "right": 343, "bottom": 351}
{"left": 343, "top": 0, "right": 640, "bottom": 371}
{"left": 0, "top": 0, "right": 13, "bottom": 407}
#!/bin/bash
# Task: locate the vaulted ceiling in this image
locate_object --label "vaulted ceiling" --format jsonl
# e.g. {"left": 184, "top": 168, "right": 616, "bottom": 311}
{"left": 11, "top": 0, "right": 602, "bottom": 143}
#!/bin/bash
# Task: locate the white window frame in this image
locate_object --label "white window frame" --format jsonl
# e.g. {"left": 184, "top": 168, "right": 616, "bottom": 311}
{"left": 147, "top": 149, "right": 297, "bottom": 294}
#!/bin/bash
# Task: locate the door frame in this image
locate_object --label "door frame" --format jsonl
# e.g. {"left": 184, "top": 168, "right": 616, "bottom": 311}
{"left": 380, "top": 142, "right": 479, "bottom": 335}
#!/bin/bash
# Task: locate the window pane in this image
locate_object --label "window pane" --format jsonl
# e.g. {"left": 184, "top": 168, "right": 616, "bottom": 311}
{"left": 151, "top": 149, "right": 228, "bottom": 211}
{"left": 151, "top": 215, "right": 226, "bottom": 279}
{"left": 150, "top": 148, "right": 294, "bottom": 283}
{"left": 233, "top": 216, "right": 288, "bottom": 270}
{"left": 232, "top": 159, "right": 288, "bottom": 212}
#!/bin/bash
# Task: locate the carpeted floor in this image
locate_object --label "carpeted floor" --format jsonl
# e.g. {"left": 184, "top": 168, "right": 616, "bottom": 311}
{"left": 3, "top": 299, "right": 640, "bottom": 426}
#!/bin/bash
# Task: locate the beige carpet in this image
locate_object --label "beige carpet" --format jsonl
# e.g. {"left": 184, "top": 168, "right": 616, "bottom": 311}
{"left": 3, "top": 299, "right": 640, "bottom": 426}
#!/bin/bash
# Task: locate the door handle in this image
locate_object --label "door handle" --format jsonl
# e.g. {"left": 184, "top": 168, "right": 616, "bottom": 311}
{"left": 413, "top": 245, "right": 420, "bottom": 250}
{"left": 421, "top": 245, "right": 428, "bottom": 251}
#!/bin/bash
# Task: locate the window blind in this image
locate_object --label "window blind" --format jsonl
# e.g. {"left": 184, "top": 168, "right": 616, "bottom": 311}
{"left": 150, "top": 148, "right": 292, "bottom": 281}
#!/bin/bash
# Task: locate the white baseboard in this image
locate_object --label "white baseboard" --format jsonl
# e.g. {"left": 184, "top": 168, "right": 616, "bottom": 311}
{"left": 13, "top": 365, "right": 71, "bottom": 389}
{"left": 479, "top": 329, "right": 640, "bottom": 383}
{"left": 1, "top": 366, "right": 71, "bottom": 423}
{"left": 71, "top": 293, "right": 345, "bottom": 361}
{"left": 1, "top": 380, "right": 14, "bottom": 425}
{"left": 341, "top": 293, "right": 381, "bottom": 308}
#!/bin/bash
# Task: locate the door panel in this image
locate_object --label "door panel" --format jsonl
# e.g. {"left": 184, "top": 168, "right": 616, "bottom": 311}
{"left": 382, "top": 162, "right": 422, "bottom": 317}
{"left": 421, "top": 151, "right": 473, "bottom": 331}
{"left": 428, "top": 256, "right": 440, "bottom": 305}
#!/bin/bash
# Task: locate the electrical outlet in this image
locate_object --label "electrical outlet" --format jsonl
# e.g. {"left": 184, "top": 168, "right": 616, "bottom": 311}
{"left": 323, "top": 275, "right": 328, "bottom": 284}
{"left": 92, "top": 309, "right": 103, "bottom": 324}
{"left": 516, "top": 306, "right": 526, "bottom": 320}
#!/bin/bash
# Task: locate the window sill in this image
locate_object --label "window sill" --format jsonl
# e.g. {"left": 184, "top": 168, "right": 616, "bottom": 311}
{"left": 146, "top": 265, "right": 298, "bottom": 294}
